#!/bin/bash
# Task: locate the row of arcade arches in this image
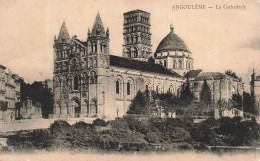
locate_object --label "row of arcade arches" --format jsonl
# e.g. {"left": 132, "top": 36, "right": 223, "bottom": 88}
{"left": 115, "top": 77, "right": 180, "bottom": 100}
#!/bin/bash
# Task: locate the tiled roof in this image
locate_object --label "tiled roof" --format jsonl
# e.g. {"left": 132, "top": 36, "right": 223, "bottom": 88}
{"left": 185, "top": 69, "right": 202, "bottom": 79}
{"left": 110, "top": 55, "right": 182, "bottom": 78}
{"left": 195, "top": 72, "right": 226, "bottom": 81}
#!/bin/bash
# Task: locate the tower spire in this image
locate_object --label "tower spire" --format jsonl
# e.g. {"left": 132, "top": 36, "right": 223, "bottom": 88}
{"left": 170, "top": 23, "right": 174, "bottom": 33}
{"left": 91, "top": 12, "right": 105, "bottom": 37}
{"left": 58, "top": 21, "right": 70, "bottom": 43}
{"left": 88, "top": 28, "right": 91, "bottom": 38}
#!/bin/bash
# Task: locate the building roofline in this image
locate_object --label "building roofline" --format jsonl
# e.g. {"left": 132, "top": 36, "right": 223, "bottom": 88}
{"left": 124, "top": 9, "right": 150, "bottom": 15}
{"left": 110, "top": 55, "right": 182, "bottom": 78}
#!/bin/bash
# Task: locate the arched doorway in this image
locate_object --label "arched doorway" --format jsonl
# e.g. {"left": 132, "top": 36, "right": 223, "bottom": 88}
{"left": 72, "top": 98, "right": 81, "bottom": 118}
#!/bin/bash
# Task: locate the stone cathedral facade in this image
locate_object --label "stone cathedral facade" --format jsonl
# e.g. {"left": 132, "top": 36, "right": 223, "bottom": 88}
{"left": 52, "top": 10, "right": 243, "bottom": 119}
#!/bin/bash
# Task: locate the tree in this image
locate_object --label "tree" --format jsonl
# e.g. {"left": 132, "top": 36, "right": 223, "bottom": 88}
{"left": 230, "top": 94, "right": 242, "bottom": 110}
{"left": 20, "top": 80, "right": 54, "bottom": 118}
{"left": 225, "top": 70, "right": 238, "bottom": 79}
{"left": 181, "top": 82, "right": 194, "bottom": 105}
{"left": 127, "top": 90, "right": 149, "bottom": 115}
{"left": 147, "top": 57, "right": 155, "bottom": 64}
{"left": 157, "top": 92, "right": 176, "bottom": 113}
{"left": 200, "top": 80, "right": 212, "bottom": 106}
{"left": 243, "top": 92, "right": 254, "bottom": 114}
{"left": 30, "top": 81, "right": 54, "bottom": 118}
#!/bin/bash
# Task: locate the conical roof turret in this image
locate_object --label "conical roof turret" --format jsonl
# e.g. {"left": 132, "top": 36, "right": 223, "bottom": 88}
{"left": 91, "top": 12, "right": 106, "bottom": 37}
{"left": 58, "top": 21, "right": 70, "bottom": 43}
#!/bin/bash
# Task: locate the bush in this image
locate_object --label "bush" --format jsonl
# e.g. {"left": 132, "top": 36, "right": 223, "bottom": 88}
{"left": 72, "top": 121, "right": 93, "bottom": 128}
{"left": 233, "top": 120, "right": 259, "bottom": 146}
{"left": 218, "top": 117, "right": 241, "bottom": 136}
{"left": 110, "top": 117, "right": 129, "bottom": 130}
{"left": 124, "top": 116, "right": 149, "bottom": 134}
{"left": 7, "top": 129, "right": 50, "bottom": 150}
{"left": 101, "top": 117, "right": 146, "bottom": 144}
{"left": 166, "top": 127, "right": 191, "bottom": 143}
{"left": 147, "top": 117, "right": 164, "bottom": 132}
{"left": 49, "top": 120, "right": 71, "bottom": 134}
{"left": 145, "top": 131, "right": 162, "bottom": 143}
{"left": 92, "top": 118, "right": 107, "bottom": 126}
{"left": 189, "top": 121, "right": 213, "bottom": 144}
{"left": 190, "top": 116, "right": 259, "bottom": 146}
{"left": 192, "top": 142, "right": 208, "bottom": 151}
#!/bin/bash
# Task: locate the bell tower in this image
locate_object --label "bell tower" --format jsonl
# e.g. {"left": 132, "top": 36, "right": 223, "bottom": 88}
{"left": 122, "top": 10, "right": 152, "bottom": 61}
{"left": 87, "top": 12, "right": 110, "bottom": 55}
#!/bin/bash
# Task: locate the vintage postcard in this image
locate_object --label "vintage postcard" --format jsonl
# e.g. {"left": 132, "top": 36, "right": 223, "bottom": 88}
{"left": 0, "top": 0, "right": 259, "bottom": 160}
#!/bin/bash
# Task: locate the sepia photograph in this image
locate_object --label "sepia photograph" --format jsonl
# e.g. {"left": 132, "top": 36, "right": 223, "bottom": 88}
{"left": 0, "top": 0, "right": 260, "bottom": 160}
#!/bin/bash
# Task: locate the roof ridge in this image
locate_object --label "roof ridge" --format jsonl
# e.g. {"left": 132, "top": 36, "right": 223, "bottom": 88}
{"left": 110, "top": 55, "right": 182, "bottom": 78}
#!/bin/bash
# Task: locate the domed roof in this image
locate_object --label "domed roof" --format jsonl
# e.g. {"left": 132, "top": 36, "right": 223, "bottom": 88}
{"left": 155, "top": 25, "right": 190, "bottom": 53}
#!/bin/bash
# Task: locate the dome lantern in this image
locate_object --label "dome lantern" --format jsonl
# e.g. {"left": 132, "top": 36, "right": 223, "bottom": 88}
{"left": 170, "top": 23, "right": 174, "bottom": 33}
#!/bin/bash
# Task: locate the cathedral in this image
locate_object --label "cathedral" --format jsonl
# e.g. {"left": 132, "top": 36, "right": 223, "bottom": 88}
{"left": 52, "top": 10, "right": 243, "bottom": 119}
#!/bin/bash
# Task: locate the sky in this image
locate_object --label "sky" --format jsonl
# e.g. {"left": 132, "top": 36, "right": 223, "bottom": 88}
{"left": 0, "top": 0, "right": 259, "bottom": 91}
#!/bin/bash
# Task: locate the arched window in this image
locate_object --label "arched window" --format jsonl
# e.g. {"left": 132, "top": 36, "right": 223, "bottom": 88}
{"left": 164, "top": 60, "right": 167, "bottom": 67}
{"left": 169, "top": 85, "right": 174, "bottom": 94}
{"left": 90, "top": 71, "right": 96, "bottom": 84}
{"left": 178, "top": 60, "right": 183, "bottom": 69}
{"left": 156, "top": 83, "right": 162, "bottom": 94}
{"left": 74, "top": 76, "right": 79, "bottom": 90}
{"left": 133, "top": 49, "right": 138, "bottom": 57}
{"left": 189, "top": 61, "right": 192, "bottom": 70}
{"left": 93, "top": 59, "right": 97, "bottom": 67}
{"left": 116, "top": 80, "right": 120, "bottom": 94}
{"left": 156, "top": 85, "right": 159, "bottom": 93}
{"left": 127, "top": 82, "right": 131, "bottom": 95}
{"left": 116, "top": 79, "right": 123, "bottom": 100}
{"left": 173, "top": 60, "right": 177, "bottom": 69}
{"left": 186, "top": 61, "right": 189, "bottom": 70}
{"left": 127, "top": 49, "right": 131, "bottom": 58}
